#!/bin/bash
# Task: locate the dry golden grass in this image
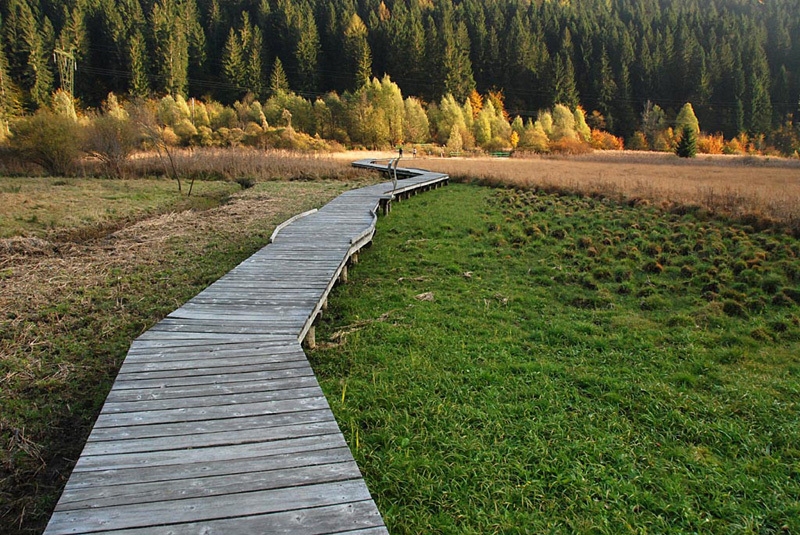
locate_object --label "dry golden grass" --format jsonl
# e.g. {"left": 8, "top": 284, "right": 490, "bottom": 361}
{"left": 416, "top": 151, "right": 800, "bottom": 233}
{"left": 122, "top": 148, "right": 374, "bottom": 182}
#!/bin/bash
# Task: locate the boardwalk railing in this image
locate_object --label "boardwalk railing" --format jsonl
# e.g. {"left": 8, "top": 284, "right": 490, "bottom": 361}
{"left": 43, "top": 160, "right": 448, "bottom": 535}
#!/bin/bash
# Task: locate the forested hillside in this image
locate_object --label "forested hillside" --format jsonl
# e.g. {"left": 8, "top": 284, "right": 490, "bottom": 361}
{"left": 1, "top": 0, "right": 799, "bottom": 139}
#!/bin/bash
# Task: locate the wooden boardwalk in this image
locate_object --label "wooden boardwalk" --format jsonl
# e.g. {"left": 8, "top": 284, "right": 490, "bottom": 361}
{"left": 43, "top": 159, "right": 448, "bottom": 535}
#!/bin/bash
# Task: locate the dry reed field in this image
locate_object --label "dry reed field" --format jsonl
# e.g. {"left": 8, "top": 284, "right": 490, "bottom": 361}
{"left": 416, "top": 151, "right": 800, "bottom": 233}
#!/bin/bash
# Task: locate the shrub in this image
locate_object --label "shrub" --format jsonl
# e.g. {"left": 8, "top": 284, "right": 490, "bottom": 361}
{"left": 698, "top": 133, "right": 724, "bottom": 154}
{"left": 83, "top": 113, "right": 141, "bottom": 178}
{"left": 590, "top": 129, "right": 624, "bottom": 150}
{"left": 9, "top": 110, "right": 84, "bottom": 175}
{"left": 627, "top": 131, "right": 648, "bottom": 151}
{"left": 550, "top": 137, "right": 592, "bottom": 155}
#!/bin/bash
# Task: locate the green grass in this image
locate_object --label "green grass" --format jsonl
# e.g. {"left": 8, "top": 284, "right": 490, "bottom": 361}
{"left": 0, "top": 177, "right": 238, "bottom": 238}
{"left": 311, "top": 183, "right": 800, "bottom": 534}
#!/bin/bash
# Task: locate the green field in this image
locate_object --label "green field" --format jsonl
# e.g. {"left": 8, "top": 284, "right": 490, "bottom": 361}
{"left": 312, "top": 183, "right": 800, "bottom": 534}
{"left": 0, "top": 177, "right": 239, "bottom": 239}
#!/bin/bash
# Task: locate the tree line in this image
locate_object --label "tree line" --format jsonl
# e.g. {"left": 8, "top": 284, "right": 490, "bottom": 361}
{"left": 1, "top": 0, "right": 799, "bottom": 145}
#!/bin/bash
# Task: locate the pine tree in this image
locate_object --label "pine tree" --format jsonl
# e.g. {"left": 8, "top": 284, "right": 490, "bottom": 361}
{"left": 151, "top": 0, "right": 190, "bottom": 96}
{"left": 675, "top": 125, "right": 697, "bottom": 158}
{"left": 3, "top": 0, "right": 53, "bottom": 109}
{"left": 552, "top": 52, "right": 579, "bottom": 109}
{"left": 246, "top": 25, "right": 264, "bottom": 98}
{"left": 441, "top": 21, "right": 475, "bottom": 102}
{"left": 294, "top": 10, "right": 320, "bottom": 92}
{"left": 222, "top": 27, "right": 244, "bottom": 95}
{"left": 128, "top": 30, "right": 150, "bottom": 97}
{"left": 222, "top": 12, "right": 264, "bottom": 100}
{"left": 270, "top": 57, "right": 290, "bottom": 95}
{"left": 595, "top": 46, "right": 617, "bottom": 132}
{"left": 344, "top": 13, "right": 372, "bottom": 90}
{"left": 0, "top": 19, "right": 21, "bottom": 135}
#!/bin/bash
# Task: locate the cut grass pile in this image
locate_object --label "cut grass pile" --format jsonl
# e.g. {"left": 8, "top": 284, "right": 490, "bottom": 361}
{"left": 0, "top": 171, "right": 376, "bottom": 534}
{"left": 312, "top": 183, "right": 800, "bottom": 534}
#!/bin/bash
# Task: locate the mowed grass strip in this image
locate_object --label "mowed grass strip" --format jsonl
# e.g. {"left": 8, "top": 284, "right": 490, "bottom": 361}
{"left": 311, "top": 183, "right": 800, "bottom": 534}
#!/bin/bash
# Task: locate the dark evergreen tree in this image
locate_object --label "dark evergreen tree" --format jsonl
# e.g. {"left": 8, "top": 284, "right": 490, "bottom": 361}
{"left": 344, "top": 13, "right": 371, "bottom": 90}
{"left": 2, "top": 0, "right": 53, "bottom": 109}
{"left": 269, "top": 56, "right": 289, "bottom": 94}
{"left": 675, "top": 125, "right": 697, "bottom": 158}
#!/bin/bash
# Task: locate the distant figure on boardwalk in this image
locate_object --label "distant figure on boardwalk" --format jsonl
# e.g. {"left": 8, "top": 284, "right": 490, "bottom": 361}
{"left": 398, "top": 147, "right": 403, "bottom": 159}
{"left": 413, "top": 147, "right": 417, "bottom": 158}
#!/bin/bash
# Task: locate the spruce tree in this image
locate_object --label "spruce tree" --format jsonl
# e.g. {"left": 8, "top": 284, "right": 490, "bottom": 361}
{"left": 294, "top": 9, "right": 319, "bottom": 92}
{"left": 128, "top": 30, "right": 150, "bottom": 98}
{"left": 442, "top": 21, "right": 475, "bottom": 102}
{"left": 3, "top": 0, "right": 53, "bottom": 109}
{"left": 552, "top": 52, "right": 579, "bottom": 109}
{"left": 344, "top": 13, "right": 372, "bottom": 90}
{"left": 675, "top": 125, "right": 697, "bottom": 158}
{"left": 270, "top": 57, "right": 290, "bottom": 95}
{"left": 151, "top": 0, "right": 189, "bottom": 96}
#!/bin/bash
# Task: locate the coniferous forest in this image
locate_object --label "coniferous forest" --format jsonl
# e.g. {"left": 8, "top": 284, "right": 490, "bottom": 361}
{"left": 1, "top": 0, "right": 799, "bottom": 149}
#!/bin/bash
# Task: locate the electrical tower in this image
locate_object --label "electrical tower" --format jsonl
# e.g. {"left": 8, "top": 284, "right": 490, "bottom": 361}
{"left": 53, "top": 48, "right": 76, "bottom": 95}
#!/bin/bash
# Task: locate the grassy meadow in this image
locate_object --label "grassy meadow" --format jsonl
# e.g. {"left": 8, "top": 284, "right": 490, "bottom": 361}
{"left": 311, "top": 182, "right": 800, "bottom": 533}
{"left": 1, "top": 151, "right": 799, "bottom": 534}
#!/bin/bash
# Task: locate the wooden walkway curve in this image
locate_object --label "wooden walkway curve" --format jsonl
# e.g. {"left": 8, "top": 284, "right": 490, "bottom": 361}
{"left": 43, "top": 159, "right": 448, "bottom": 535}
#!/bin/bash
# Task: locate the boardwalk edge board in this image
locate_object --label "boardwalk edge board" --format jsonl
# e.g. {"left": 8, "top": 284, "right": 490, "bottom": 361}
{"left": 43, "top": 159, "right": 448, "bottom": 535}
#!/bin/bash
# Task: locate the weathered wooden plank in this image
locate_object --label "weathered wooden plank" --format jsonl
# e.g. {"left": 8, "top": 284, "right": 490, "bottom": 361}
{"left": 115, "top": 359, "right": 312, "bottom": 382}
{"left": 93, "top": 395, "right": 330, "bottom": 428}
{"left": 70, "top": 501, "right": 386, "bottom": 535}
{"left": 82, "top": 419, "right": 343, "bottom": 456}
{"left": 87, "top": 407, "right": 334, "bottom": 442}
{"left": 58, "top": 460, "right": 362, "bottom": 510}
{"left": 105, "top": 375, "right": 320, "bottom": 402}
{"left": 119, "top": 352, "right": 307, "bottom": 374}
{"left": 133, "top": 331, "right": 288, "bottom": 343}
{"left": 110, "top": 366, "right": 315, "bottom": 390}
{"left": 45, "top": 479, "right": 373, "bottom": 534}
{"left": 63, "top": 445, "right": 354, "bottom": 489}
{"left": 146, "top": 322, "right": 302, "bottom": 335}
{"left": 72, "top": 433, "right": 348, "bottom": 472}
{"left": 124, "top": 342, "right": 304, "bottom": 361}
{"left": 101, "top": 386, "right": 323, "bottom": 414}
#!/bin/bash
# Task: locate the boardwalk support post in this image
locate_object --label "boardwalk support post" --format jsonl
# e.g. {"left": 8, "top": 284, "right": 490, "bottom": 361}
{"left": 304, "top": 325, "right": 316, "bottom": 350}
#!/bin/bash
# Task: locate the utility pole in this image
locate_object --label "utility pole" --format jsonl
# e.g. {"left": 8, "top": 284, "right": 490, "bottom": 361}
{"left": 53, "top": 48, "right": 76, "bottom": 95}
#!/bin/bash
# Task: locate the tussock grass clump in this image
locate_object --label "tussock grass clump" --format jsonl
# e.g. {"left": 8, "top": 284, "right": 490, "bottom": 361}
{"left": 313, "top": 183, "right": 800, "bottom": 534}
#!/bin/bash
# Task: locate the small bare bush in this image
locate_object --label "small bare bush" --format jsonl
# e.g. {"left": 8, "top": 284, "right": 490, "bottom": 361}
{"left": 83, "top": 114, "right": 141, "bottom": 178}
